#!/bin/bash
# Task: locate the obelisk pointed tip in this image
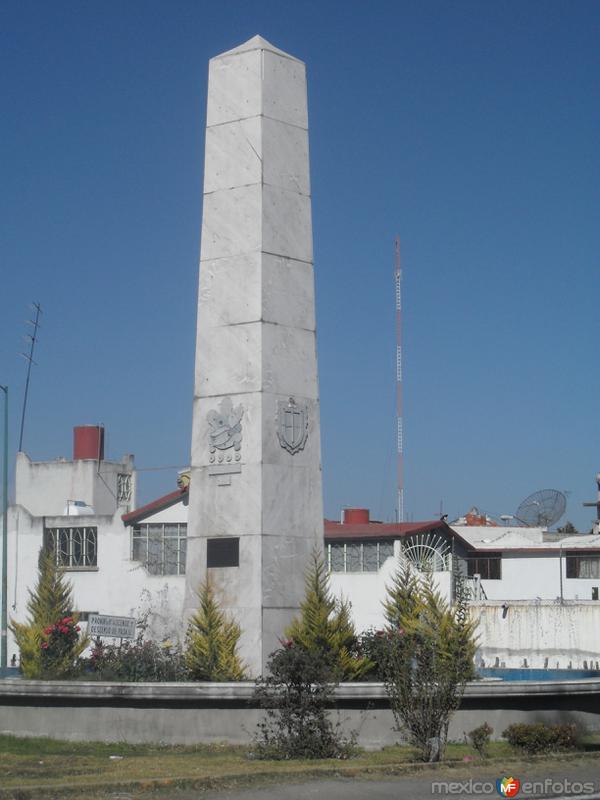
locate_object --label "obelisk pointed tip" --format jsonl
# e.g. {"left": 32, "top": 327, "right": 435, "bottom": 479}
{"left": 214, "top": 35, "right": 302, "bottom": 63}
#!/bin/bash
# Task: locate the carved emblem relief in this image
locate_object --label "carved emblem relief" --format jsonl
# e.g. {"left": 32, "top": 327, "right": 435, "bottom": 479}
{"left": 277, "top": 397, "right": 309, "bottom": 455}
{"left": 207, "top": 397, "right": 243, "bottom": 464}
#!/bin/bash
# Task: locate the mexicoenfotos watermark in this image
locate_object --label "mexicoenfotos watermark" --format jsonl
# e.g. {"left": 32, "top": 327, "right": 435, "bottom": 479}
{"left": 431, "top": 776, "right": 598, "bottom": 796}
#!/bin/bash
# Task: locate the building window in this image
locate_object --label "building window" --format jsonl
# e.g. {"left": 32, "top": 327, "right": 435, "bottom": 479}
{"left": 467, "top": 554, "right": 501, "bottom": 580}
{"left": 132, "top": 523, "right": 187, "bottom": 575}
{"left": 44, "top": 527, "right": 98, "bottom": 569}
{"left": 566, "top": 553, "right": 600, "bottom": 579}
{"left": 327, "top": 541, "right": 394, "bottom": 573}
{"left": 207, "top": 537, "right": 239, "bottom": 568}
{"left": 117, "top": 473, "right": 132, "bottom": 503}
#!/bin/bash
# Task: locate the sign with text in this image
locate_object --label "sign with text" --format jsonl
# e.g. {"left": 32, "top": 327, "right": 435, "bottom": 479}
{"left": 88, "top": 614, "right": 136, "bottom": 640}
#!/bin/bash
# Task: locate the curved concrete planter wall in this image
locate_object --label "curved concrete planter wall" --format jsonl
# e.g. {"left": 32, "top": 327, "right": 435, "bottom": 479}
{"left": 1, "top": 679, "right": 600, "bottom": 748}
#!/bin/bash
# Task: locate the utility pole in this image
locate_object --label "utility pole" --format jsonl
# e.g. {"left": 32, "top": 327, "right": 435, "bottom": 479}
{"left": 18, "top": 302, "right": 42, "bottom": 452}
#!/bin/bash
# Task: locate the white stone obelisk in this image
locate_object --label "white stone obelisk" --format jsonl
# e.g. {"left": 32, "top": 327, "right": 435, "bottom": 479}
{"left": 185, "top": 36, "right": 323, "bottom": 675}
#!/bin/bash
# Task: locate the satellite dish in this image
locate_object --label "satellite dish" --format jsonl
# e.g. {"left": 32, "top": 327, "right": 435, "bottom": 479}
{"left": 515, "top": 489, "right": 567, "bottom": 528}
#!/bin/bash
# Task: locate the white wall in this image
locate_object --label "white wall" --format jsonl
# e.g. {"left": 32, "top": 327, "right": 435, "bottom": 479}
{"left": 148, "top": 504, "right": 189, "bottom": 524}
{"left": 329, "top": 550, "right": 453, "bottom": 634}
{"left": 15, "top": 452, "right": 136, "bottom": 517}
{"left": 471, "top": 601, "right": 600, "bottom": 669}
{"left": 330, "top": 556, "right": 397, "bottom": 633}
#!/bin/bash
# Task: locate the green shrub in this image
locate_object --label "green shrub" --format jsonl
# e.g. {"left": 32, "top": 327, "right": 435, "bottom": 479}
{"left": 381, "top": 565, "right": 478, "bottom": 761}
{"left": 10, "top": 550, "right": 88, "bottom": 678}
{"left": 84, "top": 637, "right": 187, "bottom": 682}
{"left": 355, "top": 629, "right": 389, "bottom": 681}
{"left": 185, "top": 579, "right": 246, "bottom": 681}
{"left": 502, "top": 722, "right": 579, "bottom": 755}
{"left": 284, "top": 551, "right": 372, "bottom": 681}
{"left": 468, "top": 722, "right": 493, "bottom": 758}
{"left": 251, "top": 641, "right": 356, "bottom": 760}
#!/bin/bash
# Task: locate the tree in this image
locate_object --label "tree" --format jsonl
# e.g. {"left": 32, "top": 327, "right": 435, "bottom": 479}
{"left": 284, "top": 550, "right": 372, "bottom": 681}
{"left": 185, "top": 579, "right": 246, "bottom": 681}
{"left": 10, "top": 549, "right": 88, "bottom": 678}
{"left": 381, "top": 564, "right": 478, "bottom": 761}
{"left": 383, "top": 558, "right": 422, "bottom": 629}
{"left": 557, "top": 521, "right": 577, "bottom": 534}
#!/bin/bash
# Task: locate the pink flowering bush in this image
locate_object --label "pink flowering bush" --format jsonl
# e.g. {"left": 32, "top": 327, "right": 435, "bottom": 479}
{"left": 40, "top": 616, "right": 86, "bottom": 678}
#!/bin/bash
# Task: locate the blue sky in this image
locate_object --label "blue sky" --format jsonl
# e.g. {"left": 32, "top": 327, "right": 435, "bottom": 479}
{"left": 2, "top": 1, "right": 599, "bottom": 529}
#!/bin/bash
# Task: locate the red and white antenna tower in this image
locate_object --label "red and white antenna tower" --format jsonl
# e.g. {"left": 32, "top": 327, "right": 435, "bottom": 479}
{"left": 394, "top": 236, "right": 404, "bottom": 522}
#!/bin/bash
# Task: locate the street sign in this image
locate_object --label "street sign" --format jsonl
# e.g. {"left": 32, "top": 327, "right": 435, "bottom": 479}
{"left": 88, "top": 614, "right": 136, "bottom": 640}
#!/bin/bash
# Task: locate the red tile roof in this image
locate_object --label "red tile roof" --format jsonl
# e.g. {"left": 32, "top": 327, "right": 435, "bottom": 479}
{"left": 324, "top": 519, "right": 477, "bottom": 552}
{"left": 325, "top": 519, "right": 449, "bottom": 540}
{"left": 122, "top": 487, "right": 188, "bottom": 526}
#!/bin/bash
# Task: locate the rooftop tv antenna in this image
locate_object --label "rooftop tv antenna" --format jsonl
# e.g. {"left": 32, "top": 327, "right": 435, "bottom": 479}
{"left": 515, "top": 489, "right": 566, "bottom": 528}
{"left": 18, "top": 302, "right": 42, "bottom": 452}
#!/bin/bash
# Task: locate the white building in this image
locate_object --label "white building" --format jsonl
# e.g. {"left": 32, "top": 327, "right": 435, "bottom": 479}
{"left": 325, "top": 508, "right": 600, "bottom": 670}
{"left": 452, "top": 523, "right": 600, "bottom": 602}
{"left": 6, "top": 427, "right": 188, "bottom": 663}
{"left": 6, "top": 431, "right": 600, "bottom": 671}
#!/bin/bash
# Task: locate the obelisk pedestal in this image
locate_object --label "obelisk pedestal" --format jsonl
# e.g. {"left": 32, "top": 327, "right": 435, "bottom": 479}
{"left": 184, "top": 36, "right": 324, "bottom": 676}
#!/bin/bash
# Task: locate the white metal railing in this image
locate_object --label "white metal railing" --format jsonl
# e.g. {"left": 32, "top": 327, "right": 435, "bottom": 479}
{"left": 463, "top": 574, "right": 487, "bottom": 601}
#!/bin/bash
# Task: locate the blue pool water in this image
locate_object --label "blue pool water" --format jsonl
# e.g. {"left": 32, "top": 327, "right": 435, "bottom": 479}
{"left": 478, "top": 667, "right": 600, "bottom": 681}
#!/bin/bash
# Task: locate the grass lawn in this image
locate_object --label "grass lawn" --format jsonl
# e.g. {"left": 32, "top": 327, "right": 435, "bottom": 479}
{"left": 0, "top": 735, "right": 598, "bottom": 799}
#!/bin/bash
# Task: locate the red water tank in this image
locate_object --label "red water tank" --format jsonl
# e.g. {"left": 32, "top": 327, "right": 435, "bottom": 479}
{"left": 73, "top": 425, "right": 104, "bottom": 460}
{"left": 342, "top": 508, "right": 370, "bottom": 525}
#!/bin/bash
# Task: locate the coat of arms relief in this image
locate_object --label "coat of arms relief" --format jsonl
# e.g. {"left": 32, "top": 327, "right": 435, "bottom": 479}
{"left": 277, "top": 397, "right": 309, "bottom": 455}
{"left": 207, "top": 397, "right": 243, "bottom": 464}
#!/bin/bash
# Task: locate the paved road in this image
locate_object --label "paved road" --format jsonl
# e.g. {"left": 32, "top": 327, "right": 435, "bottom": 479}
{"left": 103, "top": 760, "right": 600, "bottom": 800}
